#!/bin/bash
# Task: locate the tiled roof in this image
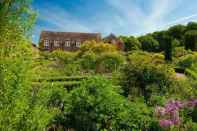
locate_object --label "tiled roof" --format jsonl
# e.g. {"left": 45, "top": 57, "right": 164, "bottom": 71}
{"left": 40, "top": 31, "right": 101, "bottom": 41}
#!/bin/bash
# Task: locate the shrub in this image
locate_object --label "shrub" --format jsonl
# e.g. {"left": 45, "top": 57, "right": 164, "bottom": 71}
{"left": 119, "top": 51, "right": 174, "bottom": 102}
{"left": 56, "top": 76, "right": 153, "bottom": 130}
{"left": 80, "top": 40, "right": 117, "bottom": 54}
{"left": 80, "top": 51, "right": 97, "bottom": 71}
{"left": 96, "top": 52, "right": 125, "bottom": 73}
{"left": 178, "top": 54, "right": 196, "bottom": 68}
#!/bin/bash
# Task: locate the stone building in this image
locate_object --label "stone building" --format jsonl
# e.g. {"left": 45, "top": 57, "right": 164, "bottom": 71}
{"left": 39, "top": 31, "right": 101, "bottom": 51}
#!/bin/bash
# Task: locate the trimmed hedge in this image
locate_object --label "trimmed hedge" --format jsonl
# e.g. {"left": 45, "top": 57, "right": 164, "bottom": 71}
{"left": 32, "top": 81, "right": 81, "bottom": 88}
{"left": 33, "top": 76, "right": 88, "bottom": 82}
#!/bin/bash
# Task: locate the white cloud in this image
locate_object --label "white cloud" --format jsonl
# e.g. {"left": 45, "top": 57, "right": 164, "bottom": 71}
{"left": 37, "top": 4, "right": 91, "bottom": 32}
{"left": 105, "top": 0, "right": 175, "bottom": 34}
{"left": 165, "top": 13, "right": 197, "bottom": 27}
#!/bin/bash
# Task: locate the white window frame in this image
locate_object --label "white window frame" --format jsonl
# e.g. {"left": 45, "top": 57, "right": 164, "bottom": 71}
{"left": 54, "top": 40, "right": 60, "bottom": 47}
{"left": 76, "top": 41, "right": 81, "bottom": 47}
{"left": 65, "top": 41, "right": 71, "bottom": 47}
{"left": 44, "top": 40, "right": 49, "bottom": 48}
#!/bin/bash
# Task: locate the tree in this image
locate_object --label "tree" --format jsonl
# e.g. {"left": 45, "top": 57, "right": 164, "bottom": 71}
{"left": 184, "top": 30, "right": 197, "bottom": 51}
{"left": 164, "top": 36, "right": 173, "bottom": 61}
{"left": 152, "top": 31, "right": 169, "bottom": 51}
{"left": 120, "top": 36, "right": 141, "bottom": 51}
{"left": 168, "top": 24, "right": 186, "bottom": 41}
{"left": 186, "top": 22, "right": 197, "bottom": 31}
{"left": 0, "top": 1, "right": 61, "bottom": 130}
{"left": 138, "top": 35, "right": 160, "bottom": 52}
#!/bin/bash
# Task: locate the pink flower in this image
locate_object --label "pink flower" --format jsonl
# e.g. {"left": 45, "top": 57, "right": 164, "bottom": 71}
{"left": 159, "top": 119, "right": 173, "bottom": 127}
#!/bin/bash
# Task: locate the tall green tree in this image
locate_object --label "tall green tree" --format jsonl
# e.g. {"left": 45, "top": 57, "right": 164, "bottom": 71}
{"left": 168, "top": 24, "right": 186, "bottom": 41}
{"left": 164, "top": 36, "right": 173, "bottom": 61}
{"left": 0, "top": 1, "right": 61, "bottom": 130}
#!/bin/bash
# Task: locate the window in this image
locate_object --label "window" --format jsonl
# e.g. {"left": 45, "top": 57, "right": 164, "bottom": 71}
{"left": 65, "top": 41, "right": 70, "bottom": 47}
{"left": 44, "top": 40, "right": 49, "bottom": 48}
{"left": 54, "top": 40, "right": 59, "bottom": 47}
{"left": 76, "top": 41, "right": 81, "bottom": 47}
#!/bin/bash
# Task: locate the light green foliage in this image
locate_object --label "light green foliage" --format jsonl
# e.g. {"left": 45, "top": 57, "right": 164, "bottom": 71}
{"left": 178, "top": 54, "right": 197, "bottom": 68}
{"left": 0, "top": 1, "right": 64, "bottom": 130}
{"left": 96, "top": 52, "right": 125, "bottom": 73}
{"left": 80, "top": 40, "right": 117, "bottom": 53}
{"left": 51, "top": 50, "right": 77, "bottom": 64}
{"left": 173, "top": 47, "right": 191, "bottom": 58}
{"left": 80, "top": 51, "right": 97, "bottom": 71}
{"left": 168, "top": 78, "right": 196, "bottom": 99}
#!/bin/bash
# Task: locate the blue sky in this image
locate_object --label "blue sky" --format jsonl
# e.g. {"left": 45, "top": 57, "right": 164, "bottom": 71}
{"left": 32, "top": 0, "right": 197, "bottom": 44}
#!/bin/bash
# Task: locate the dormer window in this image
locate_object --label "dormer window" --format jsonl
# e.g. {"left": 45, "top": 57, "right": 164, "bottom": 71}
{"left": 65, "top": 41, "right": 70, "bottom": 47}
{"left": 76, "top": 41, "right": 81, "bottom": 47}
{"left": 54, "top": 40, "right": 59, "bottom": 47}
{"left": 44, "top": 40, "right": 49, "bottom": 48}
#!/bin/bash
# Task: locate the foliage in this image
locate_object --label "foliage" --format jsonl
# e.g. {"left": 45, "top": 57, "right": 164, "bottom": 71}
{"left": 0, "top": 1, "right": 63, "bottom": 130}
{"left": 173, "top": 47, "right": 191, "bottom": 58}
{"left": 51, "top": 50, "right": 77, "bottom": 64}
{"left": 120, "top": 35, "right": 142, "bottom": 51}
{"left": 80, "top": 40, "right": 117, "bottom": 53}
{"left": 80, "top": 51, "right": 97, "bottom": 71}
{"left": 168, "top": 24, "right": 186, "bottom": 41}
{"left": 177, "top": 54, "right": 197, "bottom": 69}
{"left": 119, "top": 51, "right": 174, "bottom": 103}
{"left": 58, "top": 76, "right": 152, "bottom": 130}
{"left": 96, "top": 52, "right": 125, "bottom": 73}
{"left": 184, "top": 30, "right": 197, "bottom": 51}
{"left": 138, "top": 35, "right": 160, "bottom": 52}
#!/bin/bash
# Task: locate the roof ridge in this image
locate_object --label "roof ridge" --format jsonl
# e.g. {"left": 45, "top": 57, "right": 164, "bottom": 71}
{"left": 41, "top": 30, "right": 101, "bottom": 35}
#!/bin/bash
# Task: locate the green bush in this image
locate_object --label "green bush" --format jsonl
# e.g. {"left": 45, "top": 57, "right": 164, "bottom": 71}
{"left": 55, "top": 76, "right": 153, "bottom": 130}
{"left": 120, "top": 51, "right": 174, "bottom": 102}
{"left": 80, "top": 51, "right": 97, "bottom": 71}
{"left": 96, "top": 52, "right": 125, "bottom": 73}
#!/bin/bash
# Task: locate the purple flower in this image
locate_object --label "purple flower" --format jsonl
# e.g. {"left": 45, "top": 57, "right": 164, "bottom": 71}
{"left": 187, "top": 99, "right": 197, "bottom": 108}
{"left": 164, "top": 100, "right": 184, "bottom": 114}
{"left": 159, "top": 119, "right": 173, "bottom": 127}
{"left": 155, "top": 99, "right": 197, "bottom": 129}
